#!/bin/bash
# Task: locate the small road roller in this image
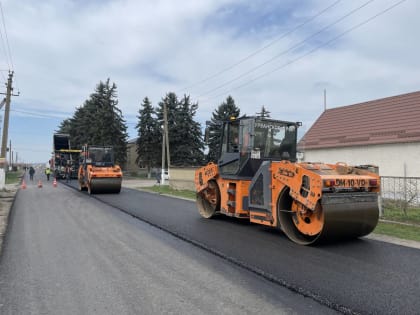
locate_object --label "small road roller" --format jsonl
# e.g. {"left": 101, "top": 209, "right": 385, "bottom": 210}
{"left": 78, "top": 145, "right": 122, "bottom": 194}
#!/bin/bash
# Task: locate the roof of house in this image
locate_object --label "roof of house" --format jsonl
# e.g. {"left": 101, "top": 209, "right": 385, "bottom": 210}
{"left": 299, "top": 90, "right": 420, "bottom": 150}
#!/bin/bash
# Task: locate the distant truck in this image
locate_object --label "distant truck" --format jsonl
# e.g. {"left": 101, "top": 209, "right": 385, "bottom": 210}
{"left": 51, "top": 133, "right": 81, "bottom": 179}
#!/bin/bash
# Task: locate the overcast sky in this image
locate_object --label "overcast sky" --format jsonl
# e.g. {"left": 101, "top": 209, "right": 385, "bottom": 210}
{"left": 0, "top": 0, "right": 417, "bottom": 163}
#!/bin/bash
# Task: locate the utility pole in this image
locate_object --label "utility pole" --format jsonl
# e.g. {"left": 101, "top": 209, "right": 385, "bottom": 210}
{"left": 161, "top": 121, "right": 166, "bottom": 185}
{"left": 164, "top": 102, "right": 170, "bottom": 170}
{"left": 9, "top": 139, "right": 11, "bottom": 169}
{"left": 160, "top": 102, "right": 170, "bottom": 185}
{"left": 1, "top": 71, "right": 18, "bottom": 159}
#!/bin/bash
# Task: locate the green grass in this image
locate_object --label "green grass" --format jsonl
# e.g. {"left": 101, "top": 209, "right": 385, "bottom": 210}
{"left": 142, "top": 185, "right": 196, "bottom": 200}
{"left": 382, "top": 200, "right": 420, "bottom": 225}
{"left": 5, "top": 171, "right": 23, "bottom": 185}
{"left": 374, "top": 222, "right": 420, "bottom": 242}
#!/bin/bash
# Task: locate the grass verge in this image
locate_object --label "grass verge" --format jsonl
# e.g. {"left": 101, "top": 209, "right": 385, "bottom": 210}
{"left": 374, "top": 222, "right": 420, "bottom": 242}
{"left": 381, "top": 204, "right": 420, "bottom": 225}
{"left": 5, "top": 171, "right": 23, "bottom": 185}
{"left": 142, "top": 185, "right": 196, "bottom": 200}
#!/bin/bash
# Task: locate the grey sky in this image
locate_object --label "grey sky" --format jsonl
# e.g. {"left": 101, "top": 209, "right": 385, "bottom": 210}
{"left": 0, "top": 0, "right": 416, "bottom": 163}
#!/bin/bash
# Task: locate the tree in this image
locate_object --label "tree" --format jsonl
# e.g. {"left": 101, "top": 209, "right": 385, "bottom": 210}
{"left": 155, "top": 92, "right": 205, "bottom": 167}
{"left": 56, "top": 118, "right": 72, "bottom": 134}
{"left": 173, "top": 95, "right": 204, "bottom": 166}
{"left": 256, "top": 105, "right": 270, "bottom": 118}
{"left": 156, "top": 92, "right": 179, "bottom": 168}
{"left": 135, "top": 97, "right": 160, "bottom": 178}
{"left": 59, "top": 79, "right": 128, "bottom": 165}
{"left": 207, "top": 95, "right": 240, "bottom": 162}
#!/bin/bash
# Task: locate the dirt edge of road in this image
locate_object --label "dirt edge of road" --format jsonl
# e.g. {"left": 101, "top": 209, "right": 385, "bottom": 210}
{"left": 0, "top": 183, "right": 19, "bottom": 257}
{"left": 1, "top": 179, "right": 419, "bottom": 257}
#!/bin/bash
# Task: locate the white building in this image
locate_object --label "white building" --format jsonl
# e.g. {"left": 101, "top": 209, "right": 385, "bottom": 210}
{"left": 299, "top": 91, "right": 420, "bottom": 177}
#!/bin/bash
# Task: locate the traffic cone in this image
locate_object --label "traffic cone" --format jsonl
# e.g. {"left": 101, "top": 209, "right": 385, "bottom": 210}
{"left": 38, "top": 180, "right": 43, "bottom": 188}
{"left": 53, "top": 178, "right": 57, "bottom": 187}
{"left": 21, "top": 180, "right": 27, "bottom": 189}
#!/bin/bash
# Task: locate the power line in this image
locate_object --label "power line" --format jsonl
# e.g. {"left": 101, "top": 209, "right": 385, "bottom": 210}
{"left": 11, "top": 108, "right": 138, "bottom": 128}
{"left": 11, "top": 108, "right": 69, "bottom": 119}
{"left": 178, "top": 0, "right": 342, "bottom": 93}
{"left": 197, "top": 0, "right": 374, "bottom": 98}
{"left": 0, "top": 68, "right": 6, "bottom": 82}
{"left": 0, "top": 26, "right": 10, "bottom": 71}
{"left": 0, "top": 2, "right": 14, "bottom": 71}
{"left": 201, "top": 0, "right": 407, "bottom": 103}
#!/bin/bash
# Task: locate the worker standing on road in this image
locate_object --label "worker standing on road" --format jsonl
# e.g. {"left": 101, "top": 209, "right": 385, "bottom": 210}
{"left": 29, "top": 166, "right": 35, "bottom": 181}
{"left": 65, "top": 164, "right": 71, "bottom": 183}
{"left": 45, "top": 167, "right": 51, "bottom": 181}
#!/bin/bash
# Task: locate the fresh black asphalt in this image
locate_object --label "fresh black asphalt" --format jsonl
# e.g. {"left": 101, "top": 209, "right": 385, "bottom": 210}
{"left": 93, "top": 186, "right": 420, "bottom": 315}
{"left": 0, "top": 180, "right": 336, "bottom": 314}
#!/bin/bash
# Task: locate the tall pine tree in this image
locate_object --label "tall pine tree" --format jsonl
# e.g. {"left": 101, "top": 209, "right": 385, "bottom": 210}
{"left": 256, "top": 105, "right": 270, "bottom": 118}
{"left": 156, "top": 92, "right": 179, "bottom": 168}
{"left": 56, "top": 118, "right": 72, "bottom": 134}
{"left": 61, "top": 79, "right": 128, "bottom": 165}
{"left": 207, "top": 95, "right": 240, "bottom": 162}
{"left": 155, "top": 92, "right": 205, "bottom": 166}
{"left": 135, "top": 97, "right": 160, "bottom": 178}
{"left": 174, "top": 95, "right": 204, "bottom": 166}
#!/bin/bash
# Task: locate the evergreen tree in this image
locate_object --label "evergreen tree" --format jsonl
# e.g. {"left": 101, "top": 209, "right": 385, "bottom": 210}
{"left": 63, "top": 79, "right": 128, "bottom": 165}
{"left": 135, "top": 97, "right": 160, "bottom": 178}
{"left": 155, "top": 92, "right": 205, "bottom": 166}
{"left": 256, "top": 105, "right": 270, "bottom": 118}
{"left": 173, "top": 95, "right": 204, "bottom": 166}
{"left": 156, "top": 92, "right": 179, "bottom": 168}
{"left": 56, "top": 118, "right": 72, "bottom": 134}
{"left": 207, "top": 95, "right": 240, "bottom": 162}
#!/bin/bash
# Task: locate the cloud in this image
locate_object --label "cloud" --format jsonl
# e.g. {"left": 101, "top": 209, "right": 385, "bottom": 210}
{"left": 0, "top": 0, "right": 417, "bottom": 162}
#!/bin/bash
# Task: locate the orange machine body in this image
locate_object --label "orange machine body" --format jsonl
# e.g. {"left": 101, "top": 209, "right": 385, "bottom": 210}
{"left": 195, "top": 117, "right": 380, "bottom": 245}
{"left": 78, "top": 145, "right": 122, "bottom": 194}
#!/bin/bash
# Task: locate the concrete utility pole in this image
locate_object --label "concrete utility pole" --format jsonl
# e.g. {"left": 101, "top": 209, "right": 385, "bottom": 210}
{"left": 1, "top": 71, "right": 18, "bottom": 159}
{"left": 164, "top": 102, "right": 170, "bottom": 170}
{"left": 160, "top": 102, "right": 170, "bottom": 185}
{"left": 161, "top": 122, "right": 166, "bottom": 185}
{"left": 9, "top": 139, "right": 11, "bottom": 168}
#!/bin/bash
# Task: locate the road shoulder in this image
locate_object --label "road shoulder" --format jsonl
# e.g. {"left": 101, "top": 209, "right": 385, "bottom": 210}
{"left": 0, "top": 184, "right": 19, "bottom": 256}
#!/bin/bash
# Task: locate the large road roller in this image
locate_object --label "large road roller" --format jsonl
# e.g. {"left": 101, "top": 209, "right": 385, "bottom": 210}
{"left": 195, "top": 117, "right": 380, "bottom": 245}
{"left": 78, "top": 145, "right": 122, "bottom": 194}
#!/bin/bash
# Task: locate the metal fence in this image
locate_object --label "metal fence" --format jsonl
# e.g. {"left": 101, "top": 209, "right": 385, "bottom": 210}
{"left": 381, "top": 176, "right": 420, "bottom": 211}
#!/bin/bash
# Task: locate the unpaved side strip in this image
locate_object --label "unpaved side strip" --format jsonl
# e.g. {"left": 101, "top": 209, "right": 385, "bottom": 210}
{"left": 0, "top": 184, "right": 19, "bottom": 256}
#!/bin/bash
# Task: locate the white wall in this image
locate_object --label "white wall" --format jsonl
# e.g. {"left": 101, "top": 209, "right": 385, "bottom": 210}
{"left": 302, "top": 142, "right": 420, "bottom": 177}
{"left": 0, "top": 168, "right": 5, "bottom": 190}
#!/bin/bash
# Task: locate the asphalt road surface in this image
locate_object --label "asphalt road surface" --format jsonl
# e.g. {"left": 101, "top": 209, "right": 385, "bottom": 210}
{"left": 0, "top": 176, "right": 336, "bottom": 315}
{"left": 76, "top": 181, "right": 420, "bottom": 315}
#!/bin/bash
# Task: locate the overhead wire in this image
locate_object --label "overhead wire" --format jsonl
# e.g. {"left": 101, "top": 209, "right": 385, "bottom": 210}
{"left": 197, "top": 0, "right": 375, "bottom": 98}
{"left": 178, "top": 0, "right": 342, "bottom": 93}
{"left": 11, "top": 108, "right": 138, "bottom": 126}
{"left": 0, "top": 2, "right": 14, "bottom": 71}
{"left": 201, "top": 0, "right": 407, "bottom": 104}
{"left": 11, "top": 108, "right": 70, "bottom": 119}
